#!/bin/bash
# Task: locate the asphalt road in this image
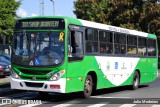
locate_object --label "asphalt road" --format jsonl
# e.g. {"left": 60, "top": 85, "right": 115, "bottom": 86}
{"left": 0, "top": 74, "right": 160, "bottom": 107}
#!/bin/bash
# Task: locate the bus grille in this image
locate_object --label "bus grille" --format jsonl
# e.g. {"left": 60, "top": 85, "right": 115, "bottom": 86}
{"left": 22, "top": 76, "right": 48, "bottom": 81}
{"left": 25, "top": 82, "right": 44, "bottom": 88}
{"left": 18, "top": 69, "right": 51, "bottom": 75}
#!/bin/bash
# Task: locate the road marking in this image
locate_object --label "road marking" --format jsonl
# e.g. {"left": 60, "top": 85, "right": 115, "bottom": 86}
{"left": 18, "top": 104, "right": 41, "bottom": 107}
{"left": 52, "top": 104, "right": 73, "bottom": 107}
{"left": 91, "top": 96, "right": 131, "bottom": 99}
{"left": 119, "top": 104, "right": 136, "bottom": 107}
{"left": 87, "top": 104, "right": 106, "bottom": 107}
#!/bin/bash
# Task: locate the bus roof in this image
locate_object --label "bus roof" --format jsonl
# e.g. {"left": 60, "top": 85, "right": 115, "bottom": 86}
{"left": 16, "top": 16, "right": 157, "bottom": 39}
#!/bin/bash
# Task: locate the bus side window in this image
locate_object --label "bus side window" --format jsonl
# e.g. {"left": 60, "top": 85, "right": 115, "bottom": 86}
{"left": 85, "top": 29, "right": 98, "bottom": 54}
{"left": 68, "top": 31, "right": 83, "bottom": 61}
{"left": 127, "top": 35, "right": 137, "bottom": 56}
{"left": 148, "top": 39, "right": 156, "bottom": 56}
{"left": 138, "top": 37, "right": 147, "bottom": 56}
{"left": 114, "top": 33, "right": 126, "bottom": 55}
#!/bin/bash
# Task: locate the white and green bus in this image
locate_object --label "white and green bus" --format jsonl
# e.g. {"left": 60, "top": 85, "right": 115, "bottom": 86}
{"left": 11, "top": 16, "right": 158, "bottom": 98}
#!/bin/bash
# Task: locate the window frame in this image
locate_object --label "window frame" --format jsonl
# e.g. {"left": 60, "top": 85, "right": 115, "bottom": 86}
{"left": 99, "top": 30, "right": 113, "bottom": 54}
{"left": 70, "top": 25, "right": 157, "bottom": 58}
{"left": 113, "top": 33, "right": 127, "bottom": 55}
{"left": 127, "top": 35, "right": 138, "bottom": 56}
{"left": 147, "top": 38, "right": 157, "bottom": 57}
{"left": 138, "top": 37, "right": 147, "bottom": 56}
{"left": 68, "top": 25, "right": 85, "bottom": 62}
{"left": 85, "top": 28, "right": 99, "bottom": 54}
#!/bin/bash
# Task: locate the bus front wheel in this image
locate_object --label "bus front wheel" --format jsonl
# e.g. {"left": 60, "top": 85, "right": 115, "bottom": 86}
{"left": 82, "top": 75, "right": 93, "bottom": 98}
{"left": 132, "top": 71, "right": 140, "bottom": 90}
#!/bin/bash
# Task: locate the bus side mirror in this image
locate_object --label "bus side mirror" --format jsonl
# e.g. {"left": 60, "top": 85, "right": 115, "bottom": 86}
{"left": 5, "top": 49, "right": 9, "bottom": 55}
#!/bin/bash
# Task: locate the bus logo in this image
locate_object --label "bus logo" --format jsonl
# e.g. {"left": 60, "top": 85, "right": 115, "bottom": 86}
{"left": 106, "top": 61, "right": 110, "bottom": 71}
{"left": 115, "top": 62, "right": 118, "bottom": 69}
{"left": 32, "top": 76, "right": 36, "bottom": 80}
{"left": 121, "top": 62, "right": 127, "bottom": 69}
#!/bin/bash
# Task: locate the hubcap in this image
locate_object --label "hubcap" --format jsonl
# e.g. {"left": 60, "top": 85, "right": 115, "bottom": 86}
{"left": 134, "top": 76, "right": 138, "bottom": 86}
{"left": 85, "top": 79, "right": 91, "bottom": 94}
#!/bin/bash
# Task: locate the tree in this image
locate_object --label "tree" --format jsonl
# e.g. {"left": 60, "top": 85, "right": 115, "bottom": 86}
{"left": 73, "top": 0, "right": 160, "bottom": 36}
{"left": 140, "top": 1, "right": 160, "bottom": 36}
{"left": 0, "top": 0, "right": 21, "bottom": 44}
{"left": 73, "top": 0, "right": 109, "bottom": 24}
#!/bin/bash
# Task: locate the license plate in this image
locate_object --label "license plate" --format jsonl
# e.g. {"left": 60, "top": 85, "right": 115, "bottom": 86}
{"left": 5, "top": 69, "right": 10, "bottom": 71}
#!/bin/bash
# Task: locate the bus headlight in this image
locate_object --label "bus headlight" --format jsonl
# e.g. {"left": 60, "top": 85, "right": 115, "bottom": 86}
{"left": 11, "top": 70, "right": 20, "bottom": 79}
{"left": 49, "top": 70, "right": 65, "bottom": 81}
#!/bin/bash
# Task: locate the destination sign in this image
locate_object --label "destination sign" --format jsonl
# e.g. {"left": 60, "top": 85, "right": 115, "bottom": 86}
{"left": 21, "top": 21, "right": 59, "bottom": 28}
{"left": 15, "top": 18, "right": 65, "bottom": 30}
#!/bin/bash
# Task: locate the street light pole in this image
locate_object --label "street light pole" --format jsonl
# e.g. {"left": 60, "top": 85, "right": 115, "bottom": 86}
{"left": 50, "top": 0, "right": 55, "bottom": 16}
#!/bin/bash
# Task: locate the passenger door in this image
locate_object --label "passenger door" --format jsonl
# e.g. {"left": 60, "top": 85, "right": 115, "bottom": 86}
{"left": 66, "top": 25, "right": 85, "bottom": 92}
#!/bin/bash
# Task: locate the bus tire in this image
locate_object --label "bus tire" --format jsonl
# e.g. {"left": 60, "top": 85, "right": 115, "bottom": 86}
{"left": 82, "top": 75, "right": 93, "bottom": 98}
{"left": 132, "top": 71, "right": 140, "bottom": 90}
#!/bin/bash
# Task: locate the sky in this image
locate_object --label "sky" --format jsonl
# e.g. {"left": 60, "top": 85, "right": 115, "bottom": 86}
{"left": 16, "top": 0, "right": 76, "bottom": 18}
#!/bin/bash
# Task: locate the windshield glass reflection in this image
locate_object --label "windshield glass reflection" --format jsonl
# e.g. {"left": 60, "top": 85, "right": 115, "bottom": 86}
{"left": 12, "top": 32, "right": 64, "bottom": 66}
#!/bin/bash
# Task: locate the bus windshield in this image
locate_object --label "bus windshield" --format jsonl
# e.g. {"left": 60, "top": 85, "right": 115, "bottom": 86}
{"left": 12, "top": 31, "right": 65, "bottom": 66}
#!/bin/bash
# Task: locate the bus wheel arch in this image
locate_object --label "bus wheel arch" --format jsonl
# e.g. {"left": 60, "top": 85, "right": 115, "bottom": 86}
{"left": 132, "top": 70, "right": 140, "bottom": 90}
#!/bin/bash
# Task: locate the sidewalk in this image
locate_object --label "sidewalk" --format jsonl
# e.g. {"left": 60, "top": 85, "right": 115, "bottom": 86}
{"left": 0, "top": 76, "right": 10, "bottom": 84}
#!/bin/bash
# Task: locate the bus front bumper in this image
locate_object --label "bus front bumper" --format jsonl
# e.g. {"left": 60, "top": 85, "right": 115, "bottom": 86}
{"left": 10, "top": 77, "right": 66, "bottom": 93}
